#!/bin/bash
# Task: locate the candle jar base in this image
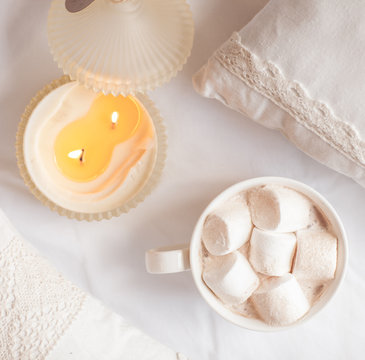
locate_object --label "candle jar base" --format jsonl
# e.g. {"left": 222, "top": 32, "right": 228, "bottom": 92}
{"left": 16, "top": 76, "right": 167, "bottom": 221}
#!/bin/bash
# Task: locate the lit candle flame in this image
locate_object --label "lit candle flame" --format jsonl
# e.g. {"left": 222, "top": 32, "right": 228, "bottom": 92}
{"left": 111, "top": 111, "right": 119, "bottom": 128}
{"left": 68, "top": 149, "right": 85, "bottom": 162}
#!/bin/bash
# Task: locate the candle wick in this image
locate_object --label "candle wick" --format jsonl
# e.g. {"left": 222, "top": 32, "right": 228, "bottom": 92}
{"left": 80, "top": 148, "right": 85, "bottom": 163}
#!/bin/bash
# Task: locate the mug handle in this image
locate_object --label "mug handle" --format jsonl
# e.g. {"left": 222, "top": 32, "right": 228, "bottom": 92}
{"left": 145, "top": 244, "right": 190, "bottom": 274}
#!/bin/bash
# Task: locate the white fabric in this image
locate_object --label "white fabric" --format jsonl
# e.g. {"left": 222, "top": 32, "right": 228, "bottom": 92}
{"left": 49, "top": 297, "right": 183, "bottom": 360}
{"left": 0, "top": 210, "right": 183, "bottom": 360}
{"left": 0, "top": 0, "right": 365, "bottom": 359}
{"left": 193, "top": 0, "right": 365, "bottom": 187}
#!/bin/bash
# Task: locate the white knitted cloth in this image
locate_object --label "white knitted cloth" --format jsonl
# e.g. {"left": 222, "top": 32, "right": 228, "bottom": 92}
{"left": 0, "top": 210, "right": 187, "bottom": 360}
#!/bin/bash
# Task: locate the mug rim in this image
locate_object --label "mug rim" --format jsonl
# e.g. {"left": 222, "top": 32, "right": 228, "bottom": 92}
{"left": 189, "top": 176, "right": 348, "bottom": 332}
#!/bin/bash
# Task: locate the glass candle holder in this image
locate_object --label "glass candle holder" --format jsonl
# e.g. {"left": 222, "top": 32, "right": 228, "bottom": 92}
{"left": 16, "top": 76, "right": 167, "bottom": 221}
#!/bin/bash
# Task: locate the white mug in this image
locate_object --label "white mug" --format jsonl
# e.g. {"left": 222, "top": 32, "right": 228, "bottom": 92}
{"left": 145, "top": 177, "right": 348, "bottom": 331}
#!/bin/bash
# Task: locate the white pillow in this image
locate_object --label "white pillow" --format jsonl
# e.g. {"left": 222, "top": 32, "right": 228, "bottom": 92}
{"left": 193, "top": 0, "right": 365, "bottom": 188}
{"left": 0, "top": 209, "right": 187, "bottom": 360}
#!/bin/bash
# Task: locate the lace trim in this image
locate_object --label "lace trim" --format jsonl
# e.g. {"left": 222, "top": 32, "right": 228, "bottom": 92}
{"left": 215, "top": 32, "right": 365, "bottom": 168}
{"left": 0, "top": 233, "right": 86, "bottom": 359}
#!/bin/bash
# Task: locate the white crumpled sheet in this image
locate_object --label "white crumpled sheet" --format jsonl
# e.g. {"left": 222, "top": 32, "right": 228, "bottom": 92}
{"left": 0, "top": 1, "right": 364, "bottom": 359}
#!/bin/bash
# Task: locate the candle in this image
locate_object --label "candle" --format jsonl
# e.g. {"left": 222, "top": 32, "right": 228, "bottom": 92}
{"left": 20, "top": 80, "right": 162, "bottom": 218}
{"left": 54, "top": 94, "right": 147, "bottom": 182}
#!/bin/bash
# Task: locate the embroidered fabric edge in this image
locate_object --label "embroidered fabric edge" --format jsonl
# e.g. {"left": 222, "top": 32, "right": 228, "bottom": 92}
{"left": 214, "top": 32, "right": 365, "bottom": 168}
{"left": 0, "top": 216, "right": 87, "bottom": 359}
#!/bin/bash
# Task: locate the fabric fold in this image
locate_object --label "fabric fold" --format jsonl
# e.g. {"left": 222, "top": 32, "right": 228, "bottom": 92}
{"left": 193, "top": 0, "right": 365, "bottom": 188}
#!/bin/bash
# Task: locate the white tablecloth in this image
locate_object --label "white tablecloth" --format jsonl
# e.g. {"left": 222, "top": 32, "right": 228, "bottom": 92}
{"left": 0, "top": 1, "right": 364, "bottom": 359}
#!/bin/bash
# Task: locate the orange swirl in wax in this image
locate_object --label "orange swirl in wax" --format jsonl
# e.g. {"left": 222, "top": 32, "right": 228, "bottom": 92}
{"left": 54, "top": 94, "right": 154, "bottom": 184}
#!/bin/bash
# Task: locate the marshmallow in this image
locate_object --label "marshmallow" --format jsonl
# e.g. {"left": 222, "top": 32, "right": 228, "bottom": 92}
{"left": 203, "top": 252, "right": 259, "bottom": 305}
{"left": 202, "top": 195, "right": 253, "bottom": 256}
{"left": 252, "top": 274, "right": 310, "bottom": 326}
{"left": 248, "top": 185, "right": 311, "bottom": 232}
{"left": 293, "top": 230, "right": 337, "bottom": 281}
{"left": 297, "top": 279, "right": 327, "bottom": 305}
{"left": 249, "top": 228, "right": 296, "bottom": 276}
